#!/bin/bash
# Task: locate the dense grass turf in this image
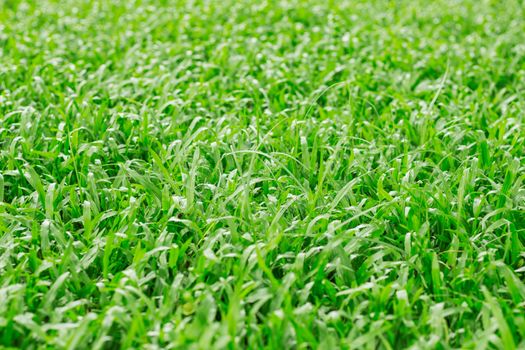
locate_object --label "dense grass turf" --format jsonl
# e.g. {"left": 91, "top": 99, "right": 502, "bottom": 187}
{"left": 1, "top": 0, "right": 525, "bottom": 348}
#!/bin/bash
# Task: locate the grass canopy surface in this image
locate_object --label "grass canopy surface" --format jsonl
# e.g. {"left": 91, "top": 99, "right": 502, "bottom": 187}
{"left": 0, "top": 0, "right": 525, "bottom": 349}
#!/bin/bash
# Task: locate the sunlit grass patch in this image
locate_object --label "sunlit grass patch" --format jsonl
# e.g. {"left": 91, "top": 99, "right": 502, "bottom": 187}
{"left": 0, "top": 0, "right": 524, "bottom": 348}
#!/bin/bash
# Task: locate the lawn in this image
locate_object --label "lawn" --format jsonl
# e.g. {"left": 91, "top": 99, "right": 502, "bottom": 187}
{"left": 1, "top": 0, "right": 524, "bottom": 348}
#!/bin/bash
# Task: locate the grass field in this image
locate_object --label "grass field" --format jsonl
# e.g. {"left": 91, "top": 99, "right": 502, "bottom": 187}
{"left": 1, "top": 0, "right": 525, "bottom": 348}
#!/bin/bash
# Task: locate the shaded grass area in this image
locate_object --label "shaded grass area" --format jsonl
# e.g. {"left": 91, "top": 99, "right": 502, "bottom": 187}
{"left": 0, "top": 0, "right": 525, "bottom": 348}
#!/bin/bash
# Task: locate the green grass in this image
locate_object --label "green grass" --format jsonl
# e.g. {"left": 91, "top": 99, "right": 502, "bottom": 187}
{"left": 1, "top": 0, "right": 525, "bottom": 348}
